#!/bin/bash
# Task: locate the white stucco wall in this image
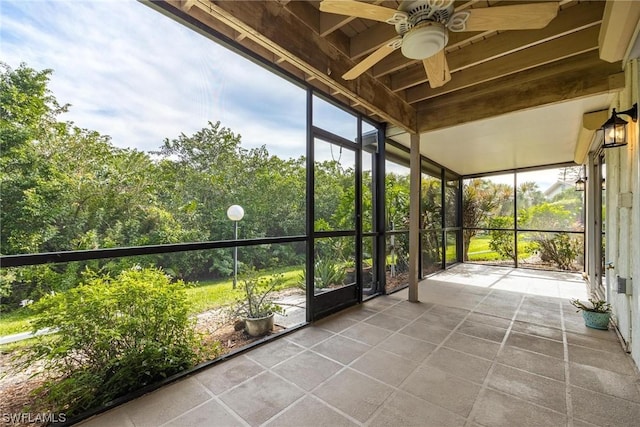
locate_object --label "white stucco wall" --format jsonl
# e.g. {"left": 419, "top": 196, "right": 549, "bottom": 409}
{"left": 606, "top": 59, "right": 639, "bottom": 367}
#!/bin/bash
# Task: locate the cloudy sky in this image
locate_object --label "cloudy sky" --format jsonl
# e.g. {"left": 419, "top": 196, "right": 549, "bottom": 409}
{"left": 0, "top": 0, "right": 318, "bottom": 159}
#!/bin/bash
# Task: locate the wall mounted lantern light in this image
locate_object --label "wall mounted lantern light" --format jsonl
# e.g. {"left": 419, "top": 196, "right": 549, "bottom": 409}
{"left": 575, "top": 166, "right": 587, "bottom": 192}
{"left": 601, "top": 103, "right": 638, "bottom": 148}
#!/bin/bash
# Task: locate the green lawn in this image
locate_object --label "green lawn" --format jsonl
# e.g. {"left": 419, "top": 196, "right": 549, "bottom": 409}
{"left": 466, "top": 235, "right": 536, "bottom": 262}
{"left": 0, "top": 266, "right": 305, "bottom": 337}
{"left": 0, "top": 309, "right": 33, "bottom": 337}
{"left": 185, "top": 265, "right": 303, "bottom": 314}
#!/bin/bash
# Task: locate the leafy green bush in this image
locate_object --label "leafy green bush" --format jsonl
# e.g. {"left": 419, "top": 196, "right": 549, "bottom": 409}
{"left": 20, "top": 267, "right": 199, "bottom": 416}
{"left": 533, "top": 232, "right": 581, "bottom": 270}
{"left": 488, "top": 216, "right": 516, "bottom": 262}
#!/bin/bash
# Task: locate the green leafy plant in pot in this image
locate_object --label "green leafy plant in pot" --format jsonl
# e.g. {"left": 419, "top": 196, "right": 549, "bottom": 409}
{"left": 233, "top": 273, "right": 285, "bottom": 337}
{"left": 570, "top": 298, "right": 611, "bottom": 330}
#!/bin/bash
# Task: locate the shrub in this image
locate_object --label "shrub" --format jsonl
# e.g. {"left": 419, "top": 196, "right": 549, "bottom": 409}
{"left": 533, "top": 232, "right": 581, "bottom": 270}
{"left": 20, "top": 267, "right": 199, "bottom": 416}
{"left": 488, "top": 216, "right": 516, "bottom": 262}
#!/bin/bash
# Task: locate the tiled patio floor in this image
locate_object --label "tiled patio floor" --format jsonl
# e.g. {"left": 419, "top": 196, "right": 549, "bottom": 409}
{"left": 79, "top": 264, "right": 640, "bottom": 427}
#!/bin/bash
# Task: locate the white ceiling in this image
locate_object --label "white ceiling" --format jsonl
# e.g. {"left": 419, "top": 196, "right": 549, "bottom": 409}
{"left": 387, "top": 93, "right": 614, "bottom": 176}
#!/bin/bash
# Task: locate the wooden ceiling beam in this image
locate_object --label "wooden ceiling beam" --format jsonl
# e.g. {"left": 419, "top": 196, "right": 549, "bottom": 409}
{"left": 415, "top": 51, "right": 624, "bottom": 132}
{"left": 372, "top": 1, "right": 601, "bottom": 80}
{"left": 599, "top": 0, "right": 640, "bottom": 63}
{"left": 164, "top": 0, "right": 416, "bottom": 132}
{"left": 350, "top": 24, "right": 397, "bottom": 59}
{"left": 405, "top": 24, "right": 601, "bottom": 102}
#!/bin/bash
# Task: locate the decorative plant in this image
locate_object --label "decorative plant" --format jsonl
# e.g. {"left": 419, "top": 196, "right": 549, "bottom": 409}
{"left": 534, "top": 232, "right": 581, "bottom": 270}
{"left": 17, "top": 267, "right": 198, "bottom": 416}
{"left": 234, "top": 274, "right": 285, "bottom": 319}
{"left": 570, "top": 298, "right": 611, "bottom": 313}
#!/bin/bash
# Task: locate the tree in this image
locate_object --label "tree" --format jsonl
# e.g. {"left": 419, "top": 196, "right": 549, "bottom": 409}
{"left": 462, "top": 179, "right": 511, "bottom": 261}
{"left": 0, "top": 63, "right": 67, "bottom": 254}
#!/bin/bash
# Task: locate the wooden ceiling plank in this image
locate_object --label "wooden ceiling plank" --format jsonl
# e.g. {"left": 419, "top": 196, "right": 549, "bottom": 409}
{"left": 168, "top": 0, "right": 415, "bottom": 132}
{"left": 350, "top": 24, "right": 397, "bottom": 59}
{"left": 320, "top": 13, "right": 355, "bottom": 37}
{"left": 416, "top": 54, "right": 624, "bottom": 132}
{"left": 393, "top": 2, "right": 603, "bottom": 93}
{"left": 405, "top": 25, "right": 601, "bottom": 101}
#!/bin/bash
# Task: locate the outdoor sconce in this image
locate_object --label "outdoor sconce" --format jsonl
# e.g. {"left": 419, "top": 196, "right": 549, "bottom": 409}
{"left": 575, "top": 176, "right": 586, "bottom": 192}
{"left": 601, "top": 103, "right": 638, "bottom": 148}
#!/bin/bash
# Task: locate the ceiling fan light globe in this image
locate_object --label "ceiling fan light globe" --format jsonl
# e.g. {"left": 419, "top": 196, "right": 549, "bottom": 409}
{"left": 401, "top": 22, "right": 448, "bottom": 60}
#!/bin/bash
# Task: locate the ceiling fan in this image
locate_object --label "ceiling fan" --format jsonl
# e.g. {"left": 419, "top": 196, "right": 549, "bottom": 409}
{"left": 319, "top": 0, "right": 559, "bottom": 88}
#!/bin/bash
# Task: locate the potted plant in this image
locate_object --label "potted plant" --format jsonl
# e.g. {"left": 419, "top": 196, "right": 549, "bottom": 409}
{"left": 233, "top": 274, "right": 285, "bottom": 337}
{"left": 570, "top": 298, "right": 611, "bottom": 330}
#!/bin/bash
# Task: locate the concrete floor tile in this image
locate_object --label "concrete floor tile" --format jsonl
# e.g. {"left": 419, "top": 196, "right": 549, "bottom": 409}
{"left": 401, "top": 365, "right": 481, "bottom": 417}
{"left": 314, "top": 315, "right": 359, "bottom": 333}
{"left": 572, "top": 385, "right": 640, "bottom": 427}
{"left": 471, "top": 388, "right": 567, "bottom": 427}
{"left": 163, "top": 399, "right": 244, "bottom": 427}
{"left": 383, "top": 303, "right": 431, "bottom": 321}
{"left": 487, "top": 364, "right": 566, "bottom": 413}
{"left": 351, "top": 349, "right": 419, "bottom": 387}
{"left": 78, "top": 408, "right": 133, "bottom": 427}
{"left": 246, "top": 338, "right": 304, "bottom": 368}
{"left": 313, "top": 369, "right": 393, "bottom": 423}
{"left": 505, "top": 332, "right": 564, "bottom": 359}
{"left": 398, "top": 321, "right": 452, "bottom": 344}
{"left": 570, "top": 362, "right": 640, "bottom": 402}
{"left": 340, "top": 322, "right": 392, "bottom": 346}
{"left": 458, "top": 321, "right": 508, "bottom": 343}
{"left": 568, "top": 344, "right": 637, "bottom": 376}
{"left": 311, "top": 334, "right": 370, "bottom": 364}
{"left": 415, "top": 310, "right": 466, "bottom": 330}
{"left": 364, "top": 312, "right": 412, "bottom": 331}
{"left": 497, "top": 346, "right": 565, "bottom": 381}
{"left": 272, "top": 350, "right": 342, "bottom": 391}
{"left": 566, "top": 332, "right": 625, "bottom": 354}
{"left": 465, "top": 312, "right": 512, "bottom": 329}
{"left": 125, "top": 378, "right": 212, "bottom": 427}
{"left": 515, "top": 310, "right": 562, "bottom": 329}
{"left": 511, "top": 320, "right": 563, "bottom": 341}
{"left": 195, "top": 355, "right": 265, "bottom": 395}
{"left": 369, "top": 391, "right": 466, "bottom": 427}
{"left": 378, "top": 333, "right": 437, "bottom": 361}
{"left": 220, "top": 372, "right": 304, "bottom": 426}
{"left": 426, "top": 347, "right": 492, "bottom": 384}
{"left": 444, "top": 332, "right": 501, "bottom": 361}
{"left": 341, "top": 305, "right": 378, "bottom": 322}
{"left": 429, "top": 305, "right": 470, "bottom": 317}
{"left": 265, "top": 396, "right": 358, "bottom": 427}
{"left": 286, "top": 326, "right": 334, "bottom": 348}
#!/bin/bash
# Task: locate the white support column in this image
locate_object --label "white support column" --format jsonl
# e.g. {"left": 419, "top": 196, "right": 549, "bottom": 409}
{"left": 408, "top": 132, "right": 421, "bottom": 302}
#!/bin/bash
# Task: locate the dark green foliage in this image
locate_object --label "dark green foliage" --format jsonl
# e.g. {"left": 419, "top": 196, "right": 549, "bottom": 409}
{"left": 21, "top": 267, "right": 198, "bottom": 415}
{"left": 488, "top": 216, "right": 516, "bottom": 262}
{"left": 570, "top": 298, "right": 611, "bottom": 313}
{"left": 313, "top": 258, "right": 346, "bottom": 289}
{"left": 533, "top": 232, "right": 581, "bottom": 270}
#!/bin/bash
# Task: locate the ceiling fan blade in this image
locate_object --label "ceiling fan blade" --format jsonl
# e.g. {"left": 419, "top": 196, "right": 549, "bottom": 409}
{"left": 319, "top": 0, "right": 398, "bottom": 23}
{"left": 343, "top": 38, "right": 401, "bottom": 80}
{"left": 423, "top": 50, "right": 451, "bottom": 89}
{"left": 462, "top": 2, "right": 559, "bottom": 31}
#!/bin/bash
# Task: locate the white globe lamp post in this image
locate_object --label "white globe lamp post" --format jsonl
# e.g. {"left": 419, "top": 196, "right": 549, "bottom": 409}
{"left": 227, "top": 205, "right": 244, "bottom": 289}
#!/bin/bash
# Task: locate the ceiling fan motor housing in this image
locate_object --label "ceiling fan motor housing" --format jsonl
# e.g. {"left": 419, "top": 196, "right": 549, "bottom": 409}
{"left": 397, "top": 0, "right": 453, "bottom": 59}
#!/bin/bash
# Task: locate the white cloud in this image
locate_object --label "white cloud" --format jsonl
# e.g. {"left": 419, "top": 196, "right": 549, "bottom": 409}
{"left": 0, "top": 0, "right": 307, "bottom": 157}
